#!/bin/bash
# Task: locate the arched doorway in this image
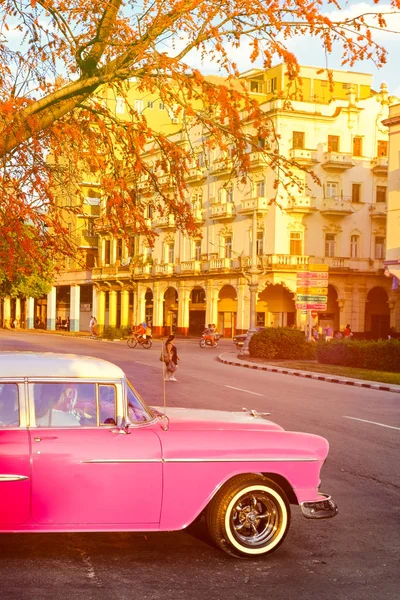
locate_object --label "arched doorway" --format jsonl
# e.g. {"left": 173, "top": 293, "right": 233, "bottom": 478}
{"left": 365, "top": 287, "right": 390, "bottom": 339}
{"left": 316, "top": 285, "right": 339, "bottom": 333}
{"left": 218, "top": 285, "right": 237, "bottom": 338}
{"left": 145, "top": 288, "right": 153, "bottom": 327}
{"left": 164, "top": 287, "right": 178, "bottom": 334}
{"left": 189, "top": 286, "right": 206, "bottom": 334}
{"left": 257, "top": 284, "right": 295, "bottom": 327}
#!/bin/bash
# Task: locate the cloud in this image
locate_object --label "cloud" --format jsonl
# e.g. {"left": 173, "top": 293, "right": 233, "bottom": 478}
{"left": 324, "top": 2, "right": 400, "bottom": 41}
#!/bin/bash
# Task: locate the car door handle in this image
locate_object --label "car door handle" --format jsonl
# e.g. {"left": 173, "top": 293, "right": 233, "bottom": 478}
{"left": 33, "top": 436, "right": 59, "bottom": 442}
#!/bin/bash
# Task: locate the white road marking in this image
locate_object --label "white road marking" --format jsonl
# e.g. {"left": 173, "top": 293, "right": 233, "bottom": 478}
{"left": 225, "top": 385, "right": 263, "bottom": 396}
{"left": 344, "top": 416, "right": 400, "bottom": 431}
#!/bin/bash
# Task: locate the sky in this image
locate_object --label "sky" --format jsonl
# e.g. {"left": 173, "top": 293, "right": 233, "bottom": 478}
{"left": 177, "top": 1, "right": 400, "bottom": 98}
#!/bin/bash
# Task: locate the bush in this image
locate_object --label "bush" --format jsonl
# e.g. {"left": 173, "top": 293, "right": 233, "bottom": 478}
{"left": 249, "top": 327, "right": 316, "bottom": 360}
{"left": 316, "top": 339, "right": 400, "bottom": 372}
{"left": 101, "top": 326, "right": 131, "bottom": 340}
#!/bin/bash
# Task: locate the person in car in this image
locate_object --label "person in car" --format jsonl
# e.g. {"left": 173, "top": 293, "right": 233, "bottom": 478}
{"left": 35, "top": 385, "right": 80, "bottom": 427}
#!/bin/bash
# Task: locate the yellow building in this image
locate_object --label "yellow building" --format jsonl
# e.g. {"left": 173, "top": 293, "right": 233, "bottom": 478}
{"left": 4, "top": 65, "right": 399, "bottom": 338}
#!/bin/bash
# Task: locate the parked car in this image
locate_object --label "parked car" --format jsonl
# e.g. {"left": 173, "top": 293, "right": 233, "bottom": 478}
{"left": 0, "top": 352, "right": 337, "bottom": 558}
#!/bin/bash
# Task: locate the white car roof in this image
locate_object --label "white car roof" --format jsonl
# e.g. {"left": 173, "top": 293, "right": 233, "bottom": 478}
{"left": 0, "top": 352, "right": 125, "bottom": 380}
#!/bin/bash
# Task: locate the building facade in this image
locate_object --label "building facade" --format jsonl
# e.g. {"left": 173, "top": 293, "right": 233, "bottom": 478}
{"left": 2, "top": 66, "right": 399, "bottom": 338}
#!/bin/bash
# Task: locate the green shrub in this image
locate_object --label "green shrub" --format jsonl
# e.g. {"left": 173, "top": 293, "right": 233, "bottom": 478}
{"left": 101, "top": 326, "right": 130, "bottom": 340}
{"left": 316, "top": 339, "right": 400, "bottom": 372}
{"left": 249, "top": 327, "right": 316, "bottom": 360}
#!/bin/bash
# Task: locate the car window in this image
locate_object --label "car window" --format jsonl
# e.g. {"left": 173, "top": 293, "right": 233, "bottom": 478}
{"left": 99, "top": 385, "right": 117, "bottom": 426}
{"left": 0, "top": 383, "right": 19, "bottom": 427}
{"left": 34, "top": 383, "right": 96, "bottom": 427}
{"left": 127, "top": 381, "right": 153, "bottom": 423}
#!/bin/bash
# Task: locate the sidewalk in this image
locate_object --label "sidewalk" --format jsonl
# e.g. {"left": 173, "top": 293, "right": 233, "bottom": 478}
{"left": 217, "top": 351, "right": 400, "bottom": 395}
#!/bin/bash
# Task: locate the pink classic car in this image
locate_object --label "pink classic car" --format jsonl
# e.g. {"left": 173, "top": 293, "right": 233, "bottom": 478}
{"left": 0, "top": 352, "right": 337, "bottom": 558}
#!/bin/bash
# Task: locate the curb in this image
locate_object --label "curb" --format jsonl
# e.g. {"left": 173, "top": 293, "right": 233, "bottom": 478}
{"left": 217, "top": 353, "right": 400, "bottom": 395}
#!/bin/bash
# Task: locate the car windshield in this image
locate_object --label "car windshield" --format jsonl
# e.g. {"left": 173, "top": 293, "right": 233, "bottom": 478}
{"left": 127, "top": 380, "right": 154, "bottom": 423}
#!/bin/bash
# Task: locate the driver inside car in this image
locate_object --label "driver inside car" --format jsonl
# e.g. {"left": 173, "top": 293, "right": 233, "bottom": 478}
{"left": 35, "top": 384, "right": 80, "bottom": 427}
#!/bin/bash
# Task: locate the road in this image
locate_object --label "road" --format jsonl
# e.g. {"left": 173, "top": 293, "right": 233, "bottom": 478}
{"left": 0, "top": 330, "right": 399, "bottom": 600}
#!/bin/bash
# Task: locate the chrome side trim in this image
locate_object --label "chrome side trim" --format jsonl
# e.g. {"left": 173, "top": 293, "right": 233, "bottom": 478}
{"left": 81, "top": 457, "right": 318, "bottom": 464}
{"left": 0, "top": 475, "right": 29, "bottom": 482}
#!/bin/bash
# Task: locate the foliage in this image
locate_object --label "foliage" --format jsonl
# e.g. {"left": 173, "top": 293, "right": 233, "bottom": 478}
{"left": 1, "top": 0, "right": 398, "bottom": 280}
{"left": 316, "top": 339, "right": 400, "bottom": 373}
{"left": 101, "top": 325, "right": 131, "bottom": 339}
{"left": 249, "top": 327, "right": 316, "bottom": 360}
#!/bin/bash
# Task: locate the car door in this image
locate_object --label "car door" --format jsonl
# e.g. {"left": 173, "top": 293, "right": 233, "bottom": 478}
{"left": 29, "top": 381, "right": 162, "bottom": 526}
{"left": 0, "top": 382, "right": 31, "bottom": 526}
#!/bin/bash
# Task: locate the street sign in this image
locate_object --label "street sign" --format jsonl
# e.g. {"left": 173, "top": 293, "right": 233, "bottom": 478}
{"left": 296, "top": 287, "right": 328, "bottom": 295}
{"left": 297, "top": 271, "right": 328, "bottom": 280}
{"left": 296, "top": 303, "right": 328, "bottom": 311}
{"left": 308, "top": 264, "right": 329, "bottom": 272}
{"left": 297, "top": 294, "right": 328, "bottom": 303}
{"left": 297, "top": 279, "right": 329, "bottom": 288}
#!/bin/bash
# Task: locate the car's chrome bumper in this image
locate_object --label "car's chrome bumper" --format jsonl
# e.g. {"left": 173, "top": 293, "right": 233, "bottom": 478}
{"left": 300, "top": 493, "right": 338, "bottom": 520}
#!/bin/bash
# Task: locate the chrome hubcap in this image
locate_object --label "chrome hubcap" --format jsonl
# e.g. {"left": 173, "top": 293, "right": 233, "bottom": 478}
{"left": 231, "top": 492, "right": 281, "bottom": 547}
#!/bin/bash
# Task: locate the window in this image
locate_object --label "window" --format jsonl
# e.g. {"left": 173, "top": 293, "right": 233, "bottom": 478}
{"left": 376, "top": 186, "right": 387, "bottom": 203}
{"left": 159, "top": 102, "right": 165, "bottom": 110}
{"left": 293, "top": 131, "right": 305, "bottom": 149}
{"left": 168, "top": 244, "right": 175, "bottom": 264}
{"left": 147, "top": 101, "right": 154, "bottom": 109}
{"left": 226, "top": 187, "right": 234, "bottom": 203}
{"left": 145, "top": 246, "right": 152, "bottom": 261}
{"left": 325, "top": 182, "right": 338, "bottom": 198}
{"left": 353, "top": 137, "right": 363, "bottom": 157}
{"left": 350, "top": 235, "right": 359, "bottom": 258}
{"left": 256, "top": 180, "right": 265, "bottom": 197}
{"left": 127, "top": 381, "right": 153, "bottom": 423}
{"left": 325, "top": 234, "right": 336, "bottom": 257}
{"left": 197, "top": 152, "right": 205, "bottom": 168}
{"left": 250, "top": 80, "right": 263, "bottom": 93}
{"left": 328, "top": 135, "right": 340, "bottom": 152}
{"left": 352, "top": 184, "right": 361, "bottom": 203}
{"left": 0, "top": 383, "right": 19, "bottom": 426}
{"left": 147, "top": 204, "right": 154, "bottom": 219}
{"left": 116, "top": 239, "right": 123, "bottom": 262}
{"left": 194, "top": 240, "right": 202, "bottom": 260}
{"left": 86, "top": 251, "right": 96, "bottom": 269}
{"left": 267, "top": 77, "right": 277, "bottom": 93}
{"left": 116, "top": 97, "right": 125, "bottom": 114}
{"left": 104, "top": 240, "right": 111, "bottom": 265}
{"left": 377, "top": 140, "right": 388, "bottom": 156}
{"left": 375, "top": 237, "right": 385, "bottom": 259}
{"left": 32, "top": 383, "right": 112, "bottom": 427}
{"left": 224, "top": 236, "right": 232, "bottom": 259}
{"left": 134, "top": 99, "right": 143, "bottom": 114}
{"left": 256, "top": 232, "right": 264, "bottom": 256}
{"left": 86, "top": 220, "right": 94, "bottom": 236}
{"left": 290, "top": 232, "right": 302, "bottom": 255}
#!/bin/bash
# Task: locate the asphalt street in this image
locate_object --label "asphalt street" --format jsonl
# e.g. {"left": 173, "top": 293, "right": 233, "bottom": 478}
{"left": 0, "top": 330, "right": 399, "bottom": 600}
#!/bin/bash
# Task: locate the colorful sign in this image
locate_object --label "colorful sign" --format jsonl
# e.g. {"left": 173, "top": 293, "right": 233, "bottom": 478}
{"left": 296, "top": 287, "right": 328, "bottom": 295}
{"left": 297, "top": 294, "right": 328, "bottom": 303}
{"left": 297, "top": 271, "right": 328, "bottom": 280}
{"left": 296, "top": 265, "right": 329, "bottom": 313}
{"left": 308, "top": 264, "right": 329, "bottom": 272}
{"left": 296, "top": 303, "right": 328, "bottom": 311}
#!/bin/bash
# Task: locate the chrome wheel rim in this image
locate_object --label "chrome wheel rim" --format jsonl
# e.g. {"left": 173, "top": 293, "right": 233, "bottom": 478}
{"left": 230, "top": 491, "right": 282, "bottom": 548}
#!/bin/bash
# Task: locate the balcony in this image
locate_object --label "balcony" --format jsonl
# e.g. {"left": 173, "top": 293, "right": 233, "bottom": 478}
{"left": 154, "top": 263, "right": 174, "bottom": 276}
{"left": 185, "top": 167, "right": 206, "bottom": 183}
{"left": 209, "top": 257, "right": 233, "bottom": 271}
{"left": 369, "top": 202, "right": 387, "bottom": 220}
{"left": 320, "top": 197, "right": 354, "bottom": 217}
{"left": 322, "top": 152, "right": 354, "bottom": 171}
{"left": 258, "top": 254, "right": 310, "bottom": 269}
{"left": 286, "top": 196, "right": 316, "bottom": 215}
{"left": 210, "top": 157, "right": 233, "bottom": 176}
{"left": 248, "top": 151, "right": 269, "bottom": 169}
{"left": 289, "top": 148, "right": 318, "bottom": 167}
{"left": 77, "top": 233, "right": 98, "bottom": 248}
{"left": 192, "top": 207, "right": 205, "bottom": 224}
{"left": 371, "top": 156, "right": 388, "bottom": 176}
{"left": 210, "top": 201, "right": 236, "bottom": 220}
{"left": 132, "top": 264, "right": 153, "bottom": 276}
{"left": 153, "top": 214, "right": 175, "bottom": 229}
{"left": 238, "top": 196, "right": 269, "bottom": 215}
{"left": 178, "top": 260, "right": 202, "bottom": 274}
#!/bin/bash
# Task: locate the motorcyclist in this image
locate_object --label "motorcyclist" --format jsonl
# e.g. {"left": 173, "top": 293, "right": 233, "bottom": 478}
{"left": 202, "top": 323, "right": 217, "bottom": 347}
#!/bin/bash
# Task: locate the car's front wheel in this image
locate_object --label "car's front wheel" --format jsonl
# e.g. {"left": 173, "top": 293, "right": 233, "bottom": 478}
{"left": 206, "top": 474, "right": 290, "bottom": 558}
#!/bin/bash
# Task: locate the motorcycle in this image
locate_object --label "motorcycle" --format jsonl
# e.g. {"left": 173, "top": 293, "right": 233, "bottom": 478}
{"left": 127, "top": 333, "right": 152, "bottom": 349}
{"left": 199, "top": 332, "right": 220, "bottom": 348}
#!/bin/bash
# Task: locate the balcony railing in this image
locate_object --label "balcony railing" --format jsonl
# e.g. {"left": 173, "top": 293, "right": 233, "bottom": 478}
{"left": 286, "top": 196, "right": 316, "bottom": 214}
{"left": 369, "top": 202, "right": 387, "bottom": 219}
{"left": 154, "top": 263, "right": 174, "bottom": 276}
{"left": 238, "top": 196, "right": 269, "bottom": 215}
{"left": 248, "top": 151, "right": 269, "bottom": 168}
{"left": 209, "top": 257, "right": 233, "bottom": 270}
{"left": 133, "top": 264, "right": 152, "bottom": 276}
{"left": 258, "top": 254, "right": 310, "bottom": 269}
{"left": 322, "top": 152, "right": 354, "bottom": 171}
{"left": 210, "top": 157, "right": 233, "bottom": 175}
{"left": 320, "top": 197, "right": 354, "bottom": 217}
{"left": 289, "top": 148, "right": 318, "bottom": 166}
{"left": 185, "top": 167, "right": 206, "bottom": 182}
{"left": 153, "top": 214, "right": 175, "bottom": 229}
{"left": 178, "top": 260, "right": 202, "bottom": 273}
{"left": 210, "top": 202, "right": 236, "bottom": 220}
{"left": 371, "top": 156, "right": 388, "bottom": 176}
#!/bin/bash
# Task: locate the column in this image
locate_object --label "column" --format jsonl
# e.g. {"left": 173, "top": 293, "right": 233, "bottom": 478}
{"left": 109, "top": 290, "right": 117, "bottom": 327}
{"left": 27, "top": 297, "right": 35, "bottom": 329}
{"left": 210, "top": 287, "right": 219, "bottom": 327}
{"left": 97, "top": 290, "right": 106, "bottom": 333}
{"left": 3, "top": 297, "right": 11, "bottom": 328}
{"left": 70, "top": 284, "right": 81, "bottom": 332}
{"left": 120, "top": 290, "right": 130, "bottom": 327}
{"left": 15, "top": 298, "right": 21, "bottom": 328}
{"left": 235, "top": 282, "right": 247, "bottom": 334}
{"left": 98, "top": 237, "right": 104, "bottom": 267}
{"left": 92, "top": 286, "right": 98, "bottom": 319}
{"left": 111, "top": 239, "right": 117, "bottom": 265}
{"left": 136, "top": 285, "right": 147, "bottom": 326}
{"left": 177, "top": 285, "right": 190, "bottom": 336}
{"left": 46, "top": 286, "right": 57, "bottom": 330}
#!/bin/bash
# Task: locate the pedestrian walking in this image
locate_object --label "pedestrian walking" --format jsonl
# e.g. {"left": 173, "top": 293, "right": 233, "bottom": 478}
{"left": 164, "top": 334, "right": 179, "bottom": 381}
{"left": 324, "top": 324, "right": 333, "bottom": 341}
{"left": 89, "top": 316, "right": 98, "bottom": 336}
